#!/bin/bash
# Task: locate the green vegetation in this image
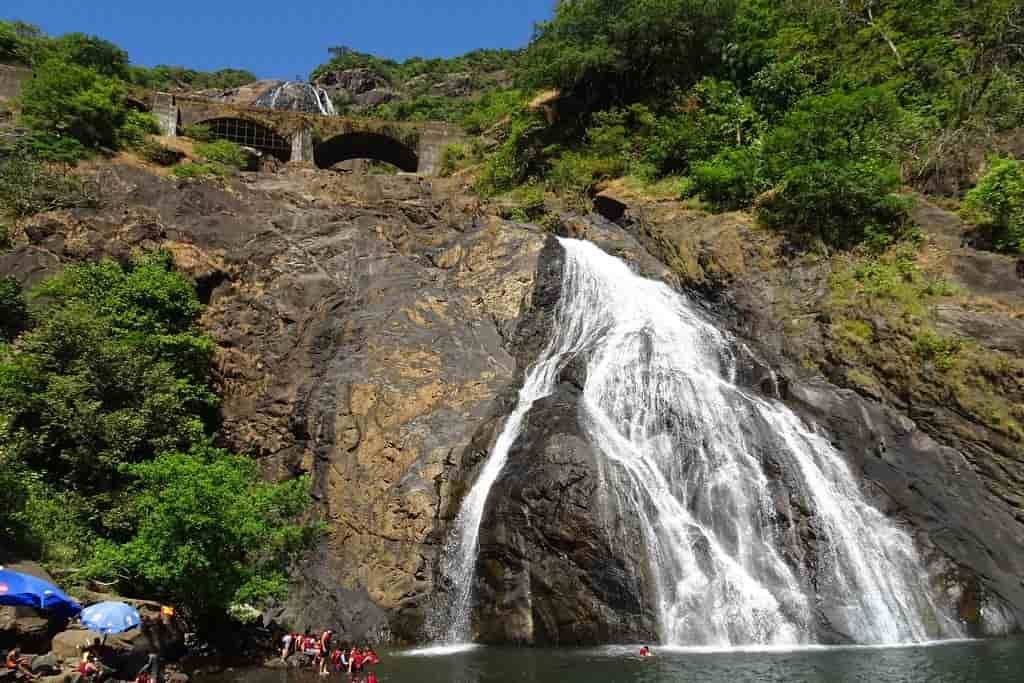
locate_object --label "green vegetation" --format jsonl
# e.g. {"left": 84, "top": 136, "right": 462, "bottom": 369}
{"left": 128, "top": 65, "right": 256, "bottom": 92}
{"left": 181, "top": 123, "right": 214, "bottom": 142}
{"left": 963, "top": 156, "right": 1024, "bottom": 254}
{"left": 168, "top": 139, "right": 250, "bottom": 179}
{"left": 0, "top": 154, "right": 99, "bottom": 217}
{"left": 434, "top": 0, "right": 1024, "bottom": 250}
{"left": 0, "top": 277, "right": 28, "bottom": 341}
{"left": 312, "top": 45, "right": 517, "bottom": 87}
{"left": 0, "top": 254, "right": 316, "bottom": 627}
{"left": 19, "top": 58, "right": 129, "bottom": 152}
{"left": 195, "top": 139, "right": 249, "bottom": 169}
{"left": 171, "top": 161, "right": 232, "bottom": 180}
{"left": 3, "top": 21, "right": 253, "bottom": 163}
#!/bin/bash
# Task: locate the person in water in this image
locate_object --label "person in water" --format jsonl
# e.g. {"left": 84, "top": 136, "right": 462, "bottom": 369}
{"left": 640, "top": 645, "right": 653, "bottom": 657}
{"left": 317, "top": 630, "right": 333, "bottom": 675}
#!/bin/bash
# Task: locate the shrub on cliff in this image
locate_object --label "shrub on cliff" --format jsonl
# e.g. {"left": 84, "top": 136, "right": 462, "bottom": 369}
{"left": 19, "top": 58, "right": 128, "bottom": 153}
{"left": 756, "top": 88, "right": 912, "bottom": 249}
{"left": 963, "top": 157, "right": 1024, "bottom": 254}
{"left": 43, "top": 32, "right": 130, "bottom": 80}
{"left": 84, "top": 446, "right": 319, "bottom": 627}
{"left": 194, "top": 140, "right": 249, "bottom": 169}
{"left": 0, "top": 154, "right": 99, "bottom": 217}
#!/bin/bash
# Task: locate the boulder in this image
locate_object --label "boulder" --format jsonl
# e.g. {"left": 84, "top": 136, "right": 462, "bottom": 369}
{"left": 314, "top": 68, "right": 389, "bottom": 98}
{"left": 475, "top": 385, "right": 660, "bottom": 644}
{"left": 353, "top": 88, "right": 398, "bottom": 109}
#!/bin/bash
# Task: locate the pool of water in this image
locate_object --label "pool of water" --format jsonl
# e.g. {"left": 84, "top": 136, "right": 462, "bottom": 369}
{"left": 202, "top": 638, "right": 1024, "bottom": 683}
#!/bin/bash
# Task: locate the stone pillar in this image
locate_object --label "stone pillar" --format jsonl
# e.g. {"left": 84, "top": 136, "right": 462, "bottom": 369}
{"left": 416, "top": 123, "right": 468, "bottom": 176}
{"left": 290, "top": 127, "right": 314, "bottom": 165}
{"left": 152, "top": 92, "right": 179, "bottom": 137}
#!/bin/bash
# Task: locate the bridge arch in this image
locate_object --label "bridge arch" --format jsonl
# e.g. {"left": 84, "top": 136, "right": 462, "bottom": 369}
{"left": 194, "top": 117, "right": 292, "bottom": 162}
{"left": 314, "top": 132, "right": 419, "bottom": 173}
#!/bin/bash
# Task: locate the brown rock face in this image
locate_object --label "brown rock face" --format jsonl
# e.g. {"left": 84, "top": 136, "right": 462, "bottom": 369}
{"left": 0, "top": 166, "right": 550, "bottom": 643}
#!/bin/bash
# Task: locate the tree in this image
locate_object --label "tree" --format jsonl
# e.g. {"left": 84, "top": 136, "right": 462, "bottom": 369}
{"left": 19, "top": 58, "right": 128, "bottom": 151}
{"left": 85, "top": 447, "right": 318, "bottom": 626}
{"left": 963, "top": 156, "right": 1024, "bottom": 254}
{"left": 45, "top": 33, "right": 130, "bottom": 79}
{"left": 0, "top": 253, "right": 217, "bottom": 504}
{"left": 757, "top": 87, "right": 910, "bottom": 248}
{"left": 519, "top": 0, "right": 739, "bottom": 109}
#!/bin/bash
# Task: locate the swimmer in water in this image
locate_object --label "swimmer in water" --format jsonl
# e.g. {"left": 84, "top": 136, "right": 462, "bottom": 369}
{"left": 640, "top": 646, "right": 653, "bottom": 657}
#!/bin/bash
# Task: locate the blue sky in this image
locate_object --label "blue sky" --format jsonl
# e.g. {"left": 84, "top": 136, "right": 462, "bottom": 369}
{"left": 2, "top": 1, "right": 554, "bottom": 79}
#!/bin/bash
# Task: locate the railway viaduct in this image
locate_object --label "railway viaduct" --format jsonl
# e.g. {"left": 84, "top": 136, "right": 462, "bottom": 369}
{"left": 152, "top": 92, "right": 467, "bottom": 176}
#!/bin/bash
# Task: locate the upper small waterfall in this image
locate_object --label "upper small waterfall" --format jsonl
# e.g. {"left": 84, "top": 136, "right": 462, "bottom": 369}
{"left": 254, "top": 81, "right": 337, "bottom": 116}
{"left": 429, "top": 238, "right": 962, "bottom": 647}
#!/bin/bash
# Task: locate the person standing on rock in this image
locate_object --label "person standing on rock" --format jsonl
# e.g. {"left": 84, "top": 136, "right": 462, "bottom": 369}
{"left": 280, "top": 632, "right": 293, "bottom": 662}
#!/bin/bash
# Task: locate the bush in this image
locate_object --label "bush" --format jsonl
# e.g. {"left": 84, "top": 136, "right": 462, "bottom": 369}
{"left": 171, "top": 162, "right": 231, "bottom": 180}
{"left": 963, "top": 156, "right": 1024, "bottom": 254}
{"left": 194, "top": 140, "right": 248, "bottom": 169}
{"left": 474, "top": 112, "right": 548, "bottom": 195}
{"left": 117, "top": 110, "right": 161, "bottom": 149}
{"left": 84, "top": 446, "right": 318, "bottom": 627}
{"left": 439, "top": 143, "right": 471, "bottom": 177}
{"left": 0, "top": 20, "right": 42, "bottom": 64}
{"left": 44, "top": 33, "right": 130, "bottom": 80}
{"left": 17, "top": 131, "right": 90, "bottom": 165}
{"left": 758, "top": 88, "right": 910, "bottom": 248}
{"left": 129, "top": 65, "right": 256, "bottom": 91}
{"left": 0, "top": 155, "right": 99, "bottom": 217}
{"left": 500, "top": 183, "right": 548, "bottom": 222}
{"left": 759, "top": 159, "right": 911, "bottom": 249}
{"left": 19, "top": 58, "right": 128, "bottom": 151}
{"left": 182, "top": 124, "right": 214, "bottom": 142}
{"left": 692, "top": 146, "right": 767, "bottom": 210}
{"left": 461, "top": 89, "right": 527, "bottom": 134}
{"left": 547, "top": 151, "right": 624, "bottom": 197}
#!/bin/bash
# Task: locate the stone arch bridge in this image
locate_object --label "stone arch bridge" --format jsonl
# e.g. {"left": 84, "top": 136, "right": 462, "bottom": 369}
{"left": 153, "top": 93, "right": 467, "bottom": 176}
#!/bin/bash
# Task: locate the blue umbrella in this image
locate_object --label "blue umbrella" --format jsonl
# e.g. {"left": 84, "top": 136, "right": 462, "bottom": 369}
{"left": 0, "top": 567, "right": 82, "bottom": 617}
{"left": 81, "top": 601, "right": 142, "bottom": 634}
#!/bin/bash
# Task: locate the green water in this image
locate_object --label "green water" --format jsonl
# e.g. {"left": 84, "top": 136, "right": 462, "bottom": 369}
{"left": 203, "top": 639, "right": 1024, "bottom": 683}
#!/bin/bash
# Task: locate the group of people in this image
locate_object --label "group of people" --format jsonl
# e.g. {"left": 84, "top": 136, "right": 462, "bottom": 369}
{"left": 281, "top": 630, "right": 380, "bottom": 681}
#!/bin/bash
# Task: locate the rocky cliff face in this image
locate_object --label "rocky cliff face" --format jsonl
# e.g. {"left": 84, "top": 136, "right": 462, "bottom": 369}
{"left": 3, "top": 164, "right": 1023, "bottom": 646}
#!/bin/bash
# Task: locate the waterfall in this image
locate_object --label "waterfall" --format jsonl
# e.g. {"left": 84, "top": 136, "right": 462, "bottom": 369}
{"left": 430, "top": 238, "right": 961, "bottom": 647}
{"left": 254, "top": 81, "right": 337, "bottom": 116}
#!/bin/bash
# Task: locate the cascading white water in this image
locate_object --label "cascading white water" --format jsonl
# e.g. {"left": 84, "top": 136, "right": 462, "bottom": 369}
{"left": 430, "top": 238, "right": 961, "bottom": 647}
{"left": 255, "top": 81, "right": 337, "bottom": 116}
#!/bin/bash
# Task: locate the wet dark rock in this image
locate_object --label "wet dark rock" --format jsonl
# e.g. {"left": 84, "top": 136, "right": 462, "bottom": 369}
{"left": 475, "top": 384, "right": 659, "bottom": 645}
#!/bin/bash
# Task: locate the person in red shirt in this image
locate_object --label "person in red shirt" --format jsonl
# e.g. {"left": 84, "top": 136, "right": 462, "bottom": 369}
{"left": 348, "top": 647, "right": 364, "bottom": 675}
{"left": 362, "top": 648, "right": 380, "bottom": 667}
